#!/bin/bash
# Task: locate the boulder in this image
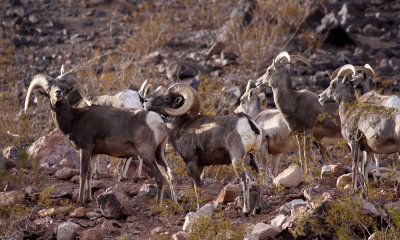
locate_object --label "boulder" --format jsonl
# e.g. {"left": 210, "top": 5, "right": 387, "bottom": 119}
{"left": 273, "top": 165, "right": 302, "bottom": 188}
{"left": 69, "top": 207, "right": 88, "bottom": 219}
{"left": 245, "top": 223, "right": 281, "bottom": 240}
{"left": 57, "top": 221, "right": 80, "bottom": 240}
{"left": 304, "top": 184, "right": 328, "bottom": 201}
{"left": 215, "top": 183, "right": 242, "bottom": 204}
{"left": 96, "top": 187, "right": 133, "bottom": 219}
{"left": 28, "top": 128, "right": 79, "bottom": 168}
{"left": 321, "top": 164, "right": 346, "bottom": 178}
{"left": 279, "top": 199, "right": 308, "bottom": 215}
{"left": 0, "top": 190, "right": 24, "bottom": 207}
{"left": 182, "top": 203, "right": 214, "bottom": 232}
{"left": 270, "top": 214, "right": 287, "bottom": 230}
{"left": 55, "top": 167, "right": 80, "bottom": 180}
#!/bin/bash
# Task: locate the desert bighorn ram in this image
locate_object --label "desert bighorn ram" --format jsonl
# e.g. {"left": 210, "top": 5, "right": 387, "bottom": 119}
{"left": 144, "top": 83, "right": 263, "bottom": 215}
{"left": 256, "top": 51, "right": 342, "bottom": 173}
{"left": 24, "top": 72, "right": 177, "bottom": 205}
{"left": 319, "top": 64, "right": 400, "bottom": 191}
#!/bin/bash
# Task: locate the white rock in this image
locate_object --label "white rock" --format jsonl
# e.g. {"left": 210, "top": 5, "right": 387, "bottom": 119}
{"left": 273, "top": 165, "right": 302, "bottom": 188}
{"left": 182, "top": 212, "right": 197, "bottom": 232}
{"left": 198, "top": 203, "right": 213, "bottom": 217}
{"left": 271, "top": 214, "right": 287, "bottom": 230}
{"left": 320, "top": 165, "right": 332, "bottom": 178}
{"left": 279, "top": 199, "right": 308, "bottom": 215}
{"left": 182, "top": 203, "right": 214, "bottom": 232}
{"left": 57, "top": 221, "right": 79, "bottom": 240}
{"left": 245, "top": 223, "right": 281, "bottom": 240}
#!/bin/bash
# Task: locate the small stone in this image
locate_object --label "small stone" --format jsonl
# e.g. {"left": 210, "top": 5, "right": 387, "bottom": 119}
{"left": 80, "top": 228, "right": 103, "bottom": 240}
{"left": 0, "top": 190, "right": 24, "bottom": 207}
{"left": 215, "top": 183, "right": 242, "bottom": 204}
{"left": 172, "top": 231, "right": 189, "bottom": 240}
{"left": 28, "top": 14, "right": 39, "bottom": 24}
{"left": 38, "top": 208, "right": 56, "bottom": 217}
{"left": 246, "top": 223, "right": 281, "bottom": 239}
{"left": 273, "top": 165, "right": 302, "bottom": 188}
{"left": 126, "top": 215, "right": 138, "bottom": 222}
{"left": 279, "top": 199, "right": 308, "bottom": 215}
{"left": 55, "top": 167, "right": 80, "bottom": 180}
{"left": 271, "top": 214, "right": 287, "bottom": 230}
{"left": 70, "top": 207, "right": 88, "bottom": 219}
{"left": 151, "top": 226, "right": 163, "bottom": 235}
{"left": 86, "top": 212, "right": 102, "bottom": 219}
{"left": 57, "top": 221, "right": 80, "bottom": 240}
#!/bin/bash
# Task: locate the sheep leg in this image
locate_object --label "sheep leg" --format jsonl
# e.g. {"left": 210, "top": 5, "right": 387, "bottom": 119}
{"left": 232, "top": 154, "right": 251, "bottom": 216}
{"left": 249, "top": 153, "right": 262, "bottom": 214}
{"left": 155, "top": 142, "right": 177, "bottom": 204}
{"left": 187, "top": 161, "right": 202, "bottom": 210}
{"left": 316, "top": 142, "right": 332, "bottom": 164}
{"left": 142, "top": 156, "right": 165, "bottom": 204}
{"left": 86, "top": 155, "right": 96, "bottom": 202}
{"left": 295, "top": 133, "right": 305, "bottom": 172}
{"left": 92, "top": 155, "right": 101, "bottom": 179}
{"left": 373, "top": 154, "right": 381, "bottom": 183}
{"left": 350, "top": 140, "right": 361, "bottom": 192}
{"left": 132, "top": 157, "right": 144, "bottom": 183}
{"left": 271, "top": 154, "right": 282, "bottom": 178}
{"left": 118, "top": 157, "right": 132, "bottom": 182}
{"left": 78, "top": 149, "right": 91, "bottom": 205}
{"left": 303, "top": 130, "right": 313, "bottom": 174}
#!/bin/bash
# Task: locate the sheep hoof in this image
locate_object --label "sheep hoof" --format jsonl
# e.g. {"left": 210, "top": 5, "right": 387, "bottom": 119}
{"left": 253, "top": 207, "right": 261, "bottom": 215}
{"left": 117, "top": 176, "right": 125, "bottom": 182}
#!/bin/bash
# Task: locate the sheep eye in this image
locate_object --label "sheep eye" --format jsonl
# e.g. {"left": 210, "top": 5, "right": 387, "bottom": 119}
{"left": 163, "top": 96, "right": 169, "bottom": 101}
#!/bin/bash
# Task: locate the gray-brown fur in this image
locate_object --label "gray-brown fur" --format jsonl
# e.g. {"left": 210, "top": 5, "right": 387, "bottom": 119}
{"left": 24, "top": 73, "right": 176, "bottom": 205}
{"left": 319, "top": 65, "right": 400, "bottom": 190}
{"left": 256, "top": 51, "right": 342, "bottom": 173}
{"left": 144, "top": 83, "right": 262, "bottom": 215}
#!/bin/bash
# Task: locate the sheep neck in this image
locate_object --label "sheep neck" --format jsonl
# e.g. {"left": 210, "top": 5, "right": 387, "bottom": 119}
{"left": 51, "top": 99, "right": 74, "bottom": 135}
{"left": 270, "top": 84, "right": 296, "bottom": 120}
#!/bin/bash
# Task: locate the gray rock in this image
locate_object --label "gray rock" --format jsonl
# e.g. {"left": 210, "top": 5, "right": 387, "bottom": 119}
{"left": 55, "top": 168, "right": 80, "bottom": 180}
{"left": 138, "top": 184, "right": 157, "bottom": 198}
{"left": 273, "top": 165, "right": 302, "bottom": 188}
{"left": 28, "top": 14, "right": 39, "bottom": 24}
{"left": 244, "top": 223, "right": 281, "bottom": 240}
{"left": 270, "top": 214, "right": 287, "bottom": 230}
{"left": 57, "top": 221, "right": 79, "bottom": 240}
{"left": 96, "top": 187, "right": 133, "bottom": 219}
{"left": 279, "top": 199, "right": 308, "bottom": 215}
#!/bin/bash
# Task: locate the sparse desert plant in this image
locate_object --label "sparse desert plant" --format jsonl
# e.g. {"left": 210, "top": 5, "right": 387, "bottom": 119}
{"left": 189, "top": 211, "right": 247, "bottom": 240}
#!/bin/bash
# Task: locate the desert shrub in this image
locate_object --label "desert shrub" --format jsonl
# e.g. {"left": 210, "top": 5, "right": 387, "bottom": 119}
{"left": 189, "top": 211, "right": 247, "bottom": 240}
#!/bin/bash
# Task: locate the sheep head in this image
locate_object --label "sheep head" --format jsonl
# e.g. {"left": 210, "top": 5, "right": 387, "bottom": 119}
{"left": 24, "top": 72, "right": 91, "bottom": 112}
{"left": 256, "top": 51, "right": 311, "bottom": 90}
{"left": 234, "top": 80, "right": 265, "bottom": 118}
{"left": 319, "top": 64, "right": 356, "bottom": 105}
{"left": 144, "top": 83, "right": 201, "bottom": 118}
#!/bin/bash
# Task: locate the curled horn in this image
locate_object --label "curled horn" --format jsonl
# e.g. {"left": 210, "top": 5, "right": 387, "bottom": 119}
{"left": 337, "top": 64, "right": 356, "bottom": 82}
{"left": 165, "top": 83, "right": 201, "bottom": 118}
{"left": 330, "top": 66, "right": 343, "bottom": 80}
{"left": 353, "top": 64, "right": 375, "bottom": 80}
{"left": 139, "top": 79, "right": 148, "bottom": 96}
{"left": 245, "top": 80, "right": 253, "bottom": 95}
{"left": 274, "top": 51, "right": 291, "bottom": 67}
{"left": 290, "top": 55, "right": 312, "bottom": 68}
{"left": 57, "top": 73, "right": 92, "bottom": 106}
{"left": 24, "top": 74, "right": 52, "bottom": 112}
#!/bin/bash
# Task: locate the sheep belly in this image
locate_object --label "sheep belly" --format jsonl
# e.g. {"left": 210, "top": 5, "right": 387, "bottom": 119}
{"left": 93, "top": 138, "right": 138, "bottom": 157}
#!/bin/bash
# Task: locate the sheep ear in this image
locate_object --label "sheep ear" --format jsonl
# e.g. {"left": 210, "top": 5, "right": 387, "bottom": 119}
{"left": 35, "top": 89, "right": 49, "bottom": 98}
{"left": 174, "top": 96, "right": 183, "bottom": 106}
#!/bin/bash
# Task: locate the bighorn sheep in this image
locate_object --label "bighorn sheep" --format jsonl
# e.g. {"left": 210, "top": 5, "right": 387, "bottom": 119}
{"left": 234, "top": 81, "right": 335, "bottom": 178}
{"left": 62, "top": 64, "right": 152, "bottom": 182}
{"left": 256, "top": 51, "right": 342, "bottom": 173}
{"left": 24, "top": 72, "right": 177, "bottom": 205}
{"left": 144, "top": 83, "right": 263, "bottom": 215}
{"left": 319, "top": 64, "right": 400, "bottom": 191}
{"left": 330, "top": 64, "right": 400, "bottom": 184}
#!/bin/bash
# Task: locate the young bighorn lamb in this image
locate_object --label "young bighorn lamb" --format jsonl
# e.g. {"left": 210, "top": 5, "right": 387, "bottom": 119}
{"left": 319, "top": 65, "right": 400, "bottom": 191}
{"left": 24, "top": 72, "right": 177, "bottom": 205}
{"left": 256, "top": 51, "right": 342, "bottom": 173}
{"left": 234, "top": 81, "right": 334, "bottom": 178}
{"left": 144, "top": 83, "right": 263, "bottom": 215}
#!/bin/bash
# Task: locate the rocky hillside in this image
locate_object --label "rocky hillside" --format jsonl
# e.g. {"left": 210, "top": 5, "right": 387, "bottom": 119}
{"left": 1, "top": 0, "right": 400, "bottom": 239}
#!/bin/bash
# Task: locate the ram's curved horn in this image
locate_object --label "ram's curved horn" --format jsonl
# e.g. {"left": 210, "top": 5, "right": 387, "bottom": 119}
{"left": 289, "top": 55, "right": 312, "bottom": 68}
{"left": 165, "top": 83, "right": 201, "bottom": 118}
{"left": 337, "top": 64, "right": 356, "bottom": 82}
{"left": 274, "top": 51, "right": 291, "bottom": 66}
{"left": 24, "top": 74, "right": 52, "bottom": 112}
{"left": 330, "top": 66, "right": 343, "bottom": 80}
{"left": 57, "top": 73, "right": 92, "bottom": 106}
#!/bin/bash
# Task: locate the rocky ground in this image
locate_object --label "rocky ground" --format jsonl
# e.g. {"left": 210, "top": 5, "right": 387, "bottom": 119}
{"left": 1, "top": 0, "right": 400, "bottom": 239}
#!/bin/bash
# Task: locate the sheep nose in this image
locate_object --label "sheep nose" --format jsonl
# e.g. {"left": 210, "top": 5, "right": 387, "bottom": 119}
{"left": 55, "top": 90, "right": 62, "bottom": 97}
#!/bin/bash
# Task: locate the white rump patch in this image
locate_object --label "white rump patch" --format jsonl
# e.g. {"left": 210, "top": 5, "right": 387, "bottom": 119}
{"left": 236, "top": 117, "right": 261, "bottom": 152}
{"left": 383, "top": 96, "right": 400, "bottom": 108}
{"left": 146, "top": 111, "right": 166, "bottom": 144}
{"left": 121, "top": 90, "right": 143, "bottom": 108}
